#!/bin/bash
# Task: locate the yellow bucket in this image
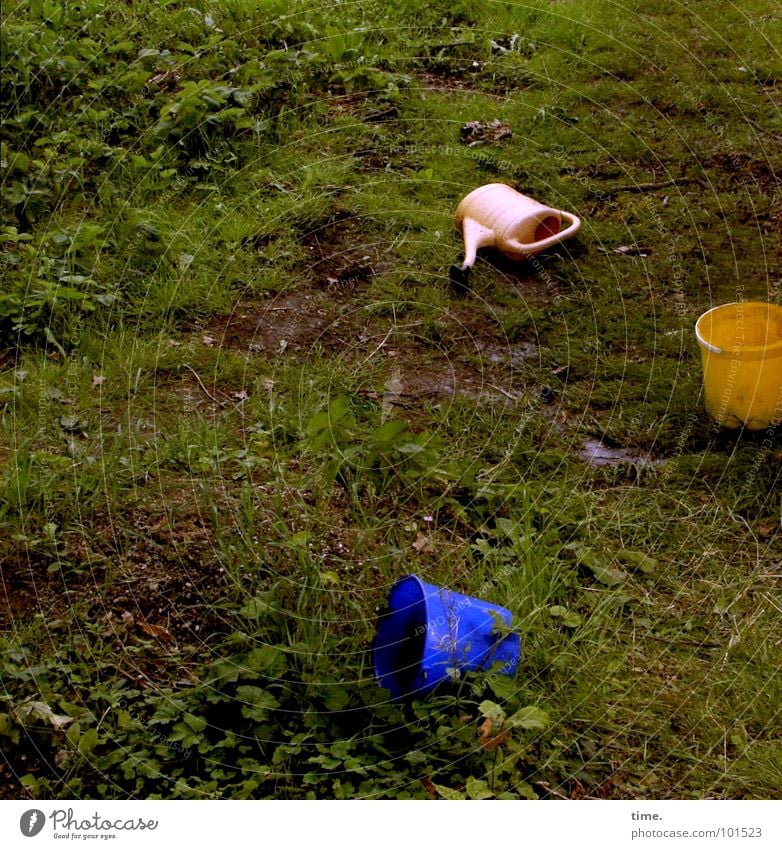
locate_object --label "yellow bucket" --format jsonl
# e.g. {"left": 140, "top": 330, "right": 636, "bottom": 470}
{"left": 695, "top": 301, "right": 782, "bottom": 430}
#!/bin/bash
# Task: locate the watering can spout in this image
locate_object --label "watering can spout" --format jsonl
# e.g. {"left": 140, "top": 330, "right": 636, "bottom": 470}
{"left": 451, "top": 217, "right": 495, "bottom": 294}
{"left": 460, "top": 217, "right": 496, "bottom": 268}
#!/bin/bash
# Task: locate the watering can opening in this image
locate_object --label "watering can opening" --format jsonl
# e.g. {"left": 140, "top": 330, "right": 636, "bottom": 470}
{"left": 534, "top": 215, "right": 561, "bottom": 243}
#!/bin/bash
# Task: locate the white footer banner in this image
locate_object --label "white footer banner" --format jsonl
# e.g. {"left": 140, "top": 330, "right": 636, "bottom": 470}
{"left": 3, "top": 800, "right": 780, "bottom": 848}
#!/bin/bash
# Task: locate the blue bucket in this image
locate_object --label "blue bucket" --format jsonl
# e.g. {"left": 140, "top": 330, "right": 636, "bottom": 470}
{"left": 373, "top": 575, "right": 520, "bottom": 699}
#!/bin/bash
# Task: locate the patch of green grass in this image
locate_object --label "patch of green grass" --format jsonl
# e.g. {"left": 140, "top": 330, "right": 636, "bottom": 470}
{"left": 2, "top": 0, "right": 780, "bottom": 801}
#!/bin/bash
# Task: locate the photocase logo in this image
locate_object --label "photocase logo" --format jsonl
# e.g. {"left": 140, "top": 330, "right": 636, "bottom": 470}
{"left": 20, "top": 810, "right": 46, "bottom": 837}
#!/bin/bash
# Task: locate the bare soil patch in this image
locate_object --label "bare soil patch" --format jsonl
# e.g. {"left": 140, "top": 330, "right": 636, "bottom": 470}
{"left": 203, "top": 296, "right": 539, "bottom": 408}
{"left": 201, "top": 211, "right": 556, "bottom": 405}
{"left": 415, "top": 68, "right": 482, "bottom": 94}
{"left": 0, "top": 495, "right": 228, "bottom": 656}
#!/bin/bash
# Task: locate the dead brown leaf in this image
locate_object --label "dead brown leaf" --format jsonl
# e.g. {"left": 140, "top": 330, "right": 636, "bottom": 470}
{"left": 421, "top": 777, "right": 439, "bottom": 798}
{"left": 411, "top": 533, "right": 434, "bottom": 553}
{"left": 460, "top": 119, "right": 512, "bottom": 147}
{"left": 478, "top": 716, "right": 508, "bottom": 749}
{"left": 136, "top": 618, "right": 174, "bottom": 642}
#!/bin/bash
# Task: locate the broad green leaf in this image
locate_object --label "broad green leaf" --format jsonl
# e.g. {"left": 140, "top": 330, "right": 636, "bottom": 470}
{"left": 495, "top": 517, "right": 519, "bottom": 538}
{"left": 616, "top": 549, "right": 658, "bottom": 574}
{"left": 289, "top": 530, "right": 309, "bottom": 549}
{"left": 183, "top": 714, "right": 207, "bottom": 733}
{"left": 238, "top": 592, "right": 277, "bottom": 620}
{"left": 507, "top": 705, "right": 550, "bottom": 731}
{"left": 549, "top": 605, "right": 582, "bottom": 628}
{"left": 516, "top": 781, "right": 539, "bottom": 800}
{"left": 66, "top": 721, "right": 81, "bottom": 747}
{"left": 244, "top": 645, "right": 287, "bottom": 677}
{"left": 116, "top": 710, "right": 134, "bottom": 731}
{"left": 236, "top": 686, "right": 280, "bottom": 721}
{"left": 342, "top": 757, "right": 367, "bottom": 775}
{"left": 20, "top": 774, "right": 39, "bottom": 793}
{"left": 149, "top": 698, "right": 186, "bottom": 725}
{"left": 472, "top": 538, "right": 493, "bottom": 557}
{"left": 370, "top": 419, "right": 407, "bottom": 446}
{"left": 580, "top": 550, "right": 627, "bottom": 586}
{"left": 323, "top": 686, "right": 350, "bottom": 712}
{"left": 108, "top": 41, "right": 135, "bottom": 54}
{"left": 0, "top": 713, "right": 20, "bottom": 743}
{"left": 307, "top": 396, "right": 351, "bottom": 442}
{"left": 432, "top": 783, "right": 466, "bottom": 800}
{"left": 466, "top": 776, "right": 493, "bottom": 799}
{"left": 478, "top": 699, "right": 506, "bottom": 725}
{"left": 397, "top": 442, "right": 425, "bottom": 455}
{"left": 589, "top": 563, "right": 628, "bottom": 586}
{"left": 52, "top": 286, "right": 89, "bottom": 300}
{"left": 307, "top": 754, "right": 341, "bottom": 769}
{"left": 78, "top": 727, "right": 99, "bottom": 755}
{"left": 169, "top": 721, "right": 203, "bottom": 748}
{"left": 305, "top": 410, "right": 331, "bottom": 440}
{"left": 487, "top": 668, "right": 519, "bottom": 700}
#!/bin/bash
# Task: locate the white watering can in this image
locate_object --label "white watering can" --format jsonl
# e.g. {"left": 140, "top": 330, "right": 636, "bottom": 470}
{"left": 450, "top": 183, "right": 581, "bottom": 290}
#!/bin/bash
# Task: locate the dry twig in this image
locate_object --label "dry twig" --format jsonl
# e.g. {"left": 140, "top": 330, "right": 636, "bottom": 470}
{"left": 183, "top": 364, "right": 227, "bottom": 407}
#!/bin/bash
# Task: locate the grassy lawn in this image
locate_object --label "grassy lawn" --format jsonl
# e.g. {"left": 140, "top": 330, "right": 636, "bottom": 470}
{"left": 1, "top": 0, "right": 780, "bottom": 799}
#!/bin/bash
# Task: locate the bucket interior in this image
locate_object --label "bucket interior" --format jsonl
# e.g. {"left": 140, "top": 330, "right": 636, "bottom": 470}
{"left": 373, "top": 577, "right": 427, "bottom": 697}
{"left": 534, "top": 215, "right": 560, "bottom": 243}
{"left": 697, "top": 302, "right": 782, "bottom": 355}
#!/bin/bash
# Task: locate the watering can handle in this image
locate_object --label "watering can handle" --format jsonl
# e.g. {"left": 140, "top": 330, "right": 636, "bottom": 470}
{"left": 508, "top": 209, "right": 581, "bottom": 255}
